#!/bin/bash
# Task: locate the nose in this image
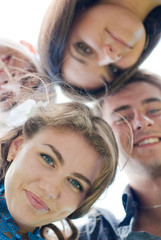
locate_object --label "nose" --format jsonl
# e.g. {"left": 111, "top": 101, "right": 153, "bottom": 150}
{"left": 98, "top": 44, "right": 121, "bottom": 66}
{"left": 132, "top": 112, "right": 154, "bottom": 131}
{"left": 39, "top": 176, "right": 62, "bottom": 199}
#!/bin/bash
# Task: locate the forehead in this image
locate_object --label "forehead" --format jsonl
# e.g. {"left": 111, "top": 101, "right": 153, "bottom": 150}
{"left": 102, "top": 82, "right": 161, "bottom": 115}
{"left": 28, "top": 127, "right": 89, "bottom": 148}
{"left": 25, "top": 127, "right": 101, "bottom": 181}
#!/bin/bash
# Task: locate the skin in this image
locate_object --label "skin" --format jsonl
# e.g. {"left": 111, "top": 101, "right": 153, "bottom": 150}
{"left": 102, "top": 82, "right": 161, "bottom": 176}
{"left": 102, "top": 81, "right": 161, "bottom": 236}
{"left": 5, "top": 127, "right": 101, "bottom": 234}
{"left": 0, "top": 46, "right": 38, "bottom": 112}
{"left": 62, "top": 4, "right": 146, "bottom": 89}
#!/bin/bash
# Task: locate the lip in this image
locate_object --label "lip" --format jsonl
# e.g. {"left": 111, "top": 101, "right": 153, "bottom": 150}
{"left": 105, "top": 28, "right": 132, "bottom": 49}
{"left": 134, "top": 136, "right": 161, "bottom": 147}
{"left": 25, "top": 190, "right": 49, "bottom": 211}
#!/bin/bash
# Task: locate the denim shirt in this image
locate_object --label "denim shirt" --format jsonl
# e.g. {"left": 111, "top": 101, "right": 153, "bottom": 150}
{"left": 78, "top": 185, "right": 161, "bottom": 240}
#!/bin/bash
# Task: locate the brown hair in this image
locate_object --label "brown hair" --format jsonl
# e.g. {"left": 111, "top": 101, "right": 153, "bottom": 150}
{"left": 96, "top": 69, "right": 161, "bottom": 116}
{"left": 0, "top": 101, "right": 118, "bottom": 239}
{"left": 108, "top": 69, "right": 161, "bottom": 96}
{"left": 38, "top": 0, "right": 161, "bottom": 99}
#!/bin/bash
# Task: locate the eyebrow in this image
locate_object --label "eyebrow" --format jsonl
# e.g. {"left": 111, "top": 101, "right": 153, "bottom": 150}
{"left": 72, "top": 173, "right": 92, "bottom": 186}
{"left": 112, "top": 97, "right": 161, "bottom": 114}
{"left": 43, "top": 144, "right": 64, "bottom": 165}
{"left": 142, "top": 97, "right": 161, "bottom": 105}
{"left": 112, "top": 105, "right": 131, "bottom": 114}
{"left": 43, "top": 144, "right": 92, "bottom": 186}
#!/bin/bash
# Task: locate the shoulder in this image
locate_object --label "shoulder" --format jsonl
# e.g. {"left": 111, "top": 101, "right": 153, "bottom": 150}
{"left": 78, "top": 208, "right": 121, "bottom": 240}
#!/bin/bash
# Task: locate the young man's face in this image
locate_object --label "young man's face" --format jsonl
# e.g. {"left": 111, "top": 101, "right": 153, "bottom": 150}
{"left": 102, "top": 82, "right": 161, "bottom": 177}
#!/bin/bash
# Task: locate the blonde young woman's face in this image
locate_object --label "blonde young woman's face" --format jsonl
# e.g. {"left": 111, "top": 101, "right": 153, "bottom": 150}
{"left": 5, "top": 128, "right": 101, "bottom": 233}
{"left": 0, "top": 46, "right": 38, "bottom": 111}
{"left": 62, "top": 4, "right": 146, "bottom": 89}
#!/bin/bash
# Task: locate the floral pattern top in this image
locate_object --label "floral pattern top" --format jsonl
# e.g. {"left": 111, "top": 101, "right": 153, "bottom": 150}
{"left": 0, "top": 183, "right": 45, "bottom": 240}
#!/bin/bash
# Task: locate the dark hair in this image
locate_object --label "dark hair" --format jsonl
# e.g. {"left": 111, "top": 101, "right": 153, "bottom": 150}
{"left": 96, "top": 69, "right": 161, "bottom": 117}
{"left": 109, "top": 6, "right": 161, "bottom": 95}
{"left": 109, "top": 69, "right": 161, "bottom": 96}
{"left": 38, "top": 1, "right": 161, "bottom": 99}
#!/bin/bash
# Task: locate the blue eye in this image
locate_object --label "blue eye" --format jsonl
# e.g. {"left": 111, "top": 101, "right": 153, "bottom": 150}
{"left": 148, "top": 109, "right": 161, "bottom": 114}
{"left": 68, "top": 178, "right": 83, "bottom": 192}
{"left": 40, "top": 153, "right": 55, "bottom": 167}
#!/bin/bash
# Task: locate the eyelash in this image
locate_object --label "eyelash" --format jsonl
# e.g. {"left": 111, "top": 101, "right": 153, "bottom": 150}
{"left": 40, "top": 153, "right": 55, "bottom": 168}
{"left": 108, "top": 64, "right": 124, "bottom": 77}
{"left": 68, "top": 178, "right": 84, "bottom": 192}
{"left": 40, "top": 153, "right": 84, "bottom": 192}
{"left": 75, "top": 42, "right": 93, "bottom": 55}
{"left": 148, "top": 108, "right": 161, "bottom": 115}
{"left": 115, "top": 107, "right": 161, "bottom": 124}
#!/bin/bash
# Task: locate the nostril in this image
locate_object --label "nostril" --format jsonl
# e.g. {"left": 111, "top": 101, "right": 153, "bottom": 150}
{"left": 104, "top": 44, "right": 114, "bottom": 53}
{"left": 137, "top": 126, "right": 142, "bottom": 130}
{"left": 104, "top": 44, "right": 121, "bottom": 61}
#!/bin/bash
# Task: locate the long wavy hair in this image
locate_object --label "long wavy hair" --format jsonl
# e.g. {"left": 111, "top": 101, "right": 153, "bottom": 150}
{"left": 0, "top": 101, "right": 118, "bottom": 240}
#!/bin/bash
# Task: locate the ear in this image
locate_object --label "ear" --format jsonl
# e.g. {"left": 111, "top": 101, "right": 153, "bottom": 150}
{"left": 7, "top": 135, "right": 24, "bottom": 162}
{"left": 20, "top": 40, "right": 36, "bottom": 55}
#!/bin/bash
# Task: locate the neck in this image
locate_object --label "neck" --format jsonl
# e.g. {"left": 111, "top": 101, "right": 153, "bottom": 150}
{"left": 130, "top": 177, "right": 161, "bottom": 236}
{"left": 130, "top": 175, "right": 161, "bottom": 207}
{"left": 15, "top": 221, "right": 35, "bottom": 239}
{"left": 100, "top": 0, "right": 161, "bottom": 20}
{"left": 18, "top": 232, "right": 29, "bottom": 240}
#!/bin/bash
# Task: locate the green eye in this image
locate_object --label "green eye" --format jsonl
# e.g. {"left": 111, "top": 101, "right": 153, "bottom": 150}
{"left": 40, "top": 153, "right": 55, "bottom": 167}
{"left": 75, "top": 42, "right": 93, "bottom": 55}
{"left": 68, "top": 178, "right": 83, "bottom": 192}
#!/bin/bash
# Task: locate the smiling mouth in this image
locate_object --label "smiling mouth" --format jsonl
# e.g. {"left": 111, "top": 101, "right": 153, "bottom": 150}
{"left": 105, "top": 28, "right": 133, "bottom": 49}
{"left": 134, "top": 137, "right": 161, "bottom": 147}
{"left": 25, "top": 190, "right": 49, "bottom": 211}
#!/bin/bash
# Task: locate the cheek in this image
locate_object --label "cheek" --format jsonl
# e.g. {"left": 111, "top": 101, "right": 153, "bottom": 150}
{"left": 113, "top": 125, "right": 133, "bottom": 153}
{"left": 60, "top": 184, "right": 85, "bottom": 211}
{"left": 4, "top": 160, "right": 26, "bottom": 195}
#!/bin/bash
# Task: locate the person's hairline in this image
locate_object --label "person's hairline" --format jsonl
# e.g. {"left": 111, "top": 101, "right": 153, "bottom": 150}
{"left": 107, "top": 77, "right": 161, "bottom": 99}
